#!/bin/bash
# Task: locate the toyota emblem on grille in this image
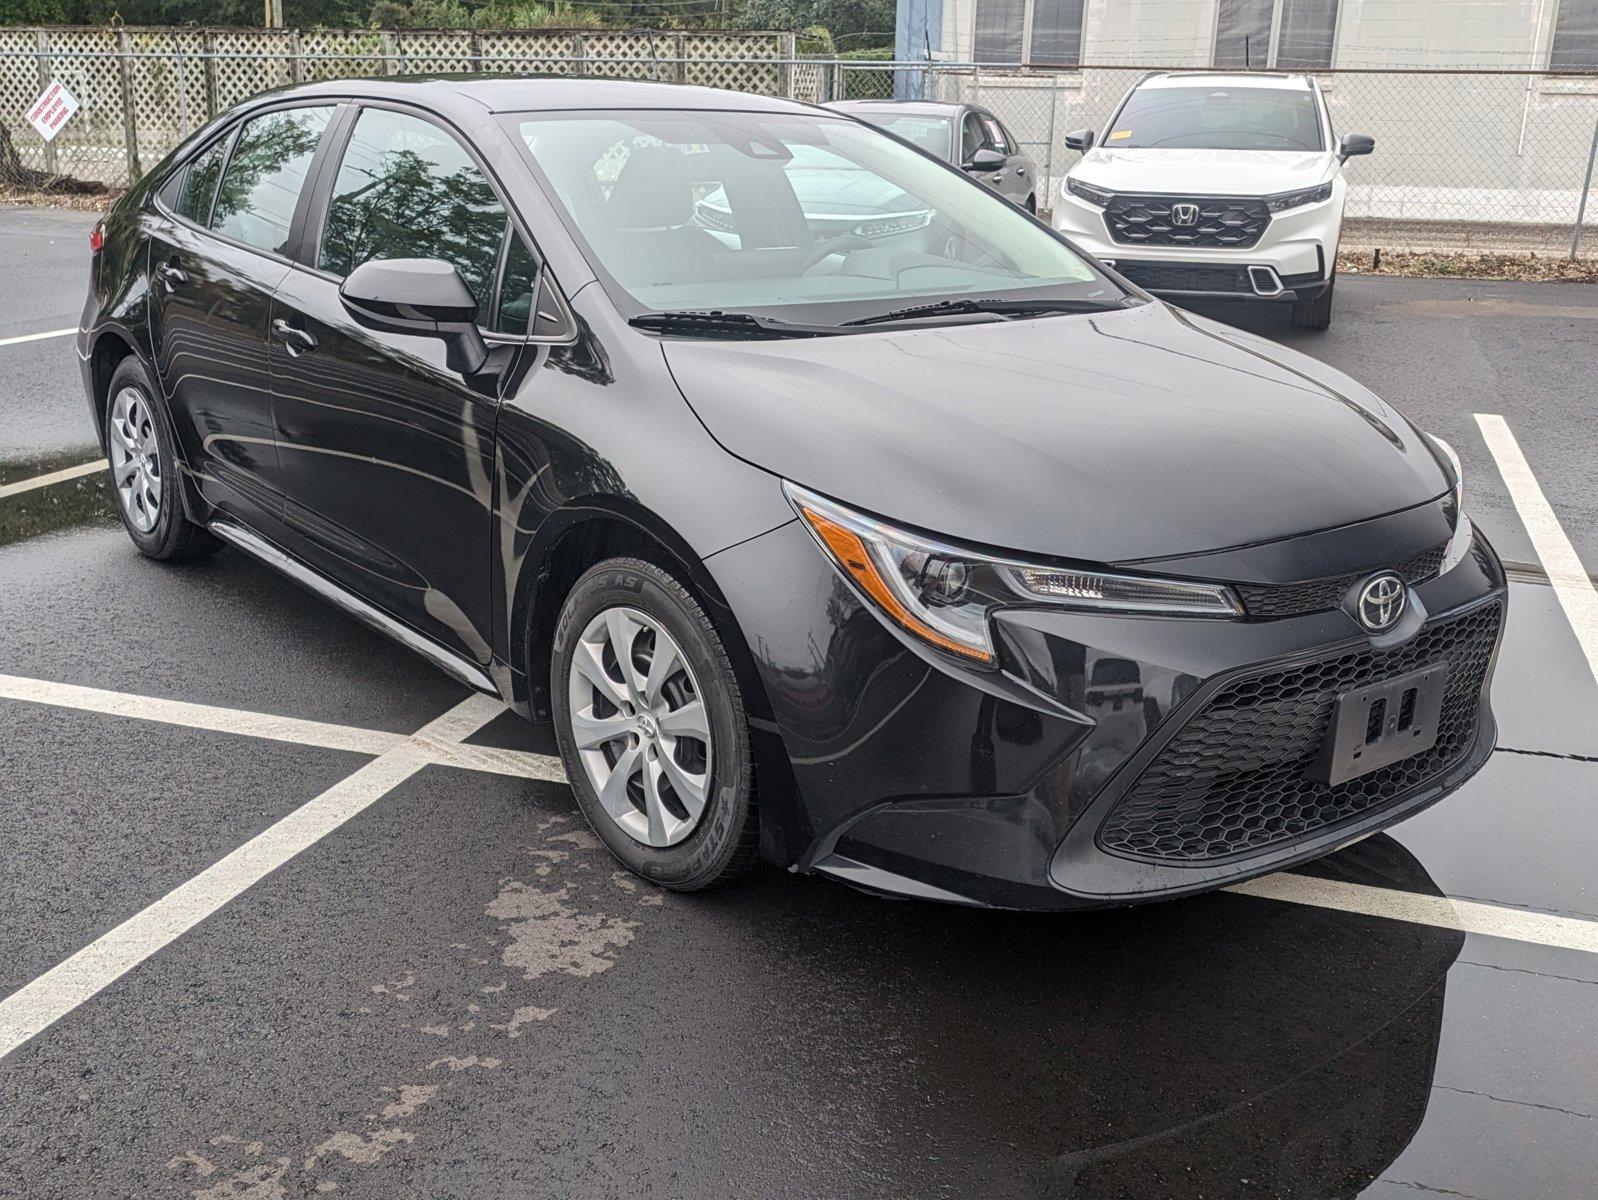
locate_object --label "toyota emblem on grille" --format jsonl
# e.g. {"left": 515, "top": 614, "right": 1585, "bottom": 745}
{"left": 1170, "top": 203, "right": 1200, "bottom": 226}
{"left": 1356, "top": 573, "right": 1407, "bottom": 632}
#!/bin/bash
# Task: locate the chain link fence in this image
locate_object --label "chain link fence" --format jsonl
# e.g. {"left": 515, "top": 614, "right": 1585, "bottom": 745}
{"left": 804, "top": 61, "right": 1598, "bottom": 258}
{"left": 2, "top": 33, "right": 1595, "bottom": 257}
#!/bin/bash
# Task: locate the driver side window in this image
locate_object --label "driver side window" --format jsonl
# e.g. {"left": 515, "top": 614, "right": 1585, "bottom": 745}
{"left": 960, "top": 113, "right": 984, "bottom": 163}
{"left": 319, "top": 108, "right": 506, "bottom": 314}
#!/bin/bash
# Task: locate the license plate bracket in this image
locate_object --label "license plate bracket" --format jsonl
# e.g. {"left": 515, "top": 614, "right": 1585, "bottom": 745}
{"left": 1310, "top": 663, "right": 1449, "bottom": 787}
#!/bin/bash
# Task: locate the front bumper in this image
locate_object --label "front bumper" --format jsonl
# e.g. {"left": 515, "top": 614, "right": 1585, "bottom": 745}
{"left": 1053, "top": 188, "right": 1340, "bottom": 303}
{"left": 708, "top": 510, "right": 1505, "bottom": 910}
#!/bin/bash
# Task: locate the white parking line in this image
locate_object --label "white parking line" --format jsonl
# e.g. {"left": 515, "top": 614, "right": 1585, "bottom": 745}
{"left": 1227, "top": 874, "right": 1598, "bottom": 956}
{"left": 0, "top": 672, "right": 565, "bottom": 782}
{"left": 0, "top": 327, "right": 76, "bottom": 348}
{"left": 0, "top": 460, "right": 104, "bottom": 501}
{"left": 0, "top": 694, "right": 506, "bottom": 1063}
{"left": 1477, "top": 413, "right": 1598, "bottom": 690}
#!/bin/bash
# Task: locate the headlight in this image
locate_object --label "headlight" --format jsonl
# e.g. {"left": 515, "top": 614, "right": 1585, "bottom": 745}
{"left": 786, "top": 484, "right": 1242, "bottom": 667}
{"left": 1426, "top": 433, "right": 1471, "bottom": 574}
{"left": 1264, "top": 181, "right": 1334, "bottom": 212}
{"left": 1066, "top": 177, "right": 1113, "bottom": 207}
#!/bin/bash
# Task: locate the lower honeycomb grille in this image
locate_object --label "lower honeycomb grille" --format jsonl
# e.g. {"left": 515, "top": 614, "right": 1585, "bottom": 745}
{"left": 1097, "top": 602, "right": 1501, "bottom": 863}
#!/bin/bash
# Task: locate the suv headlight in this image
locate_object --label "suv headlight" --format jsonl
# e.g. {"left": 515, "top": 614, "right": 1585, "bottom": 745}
{"left": 1066, "top": 177, "right": 1113, "bottom": 207}
{"left": 1264, "top": 181, "right": 1334, "bottom": 212}
{"left": 786, "top": 484, "right": 1242, "bottom": 667}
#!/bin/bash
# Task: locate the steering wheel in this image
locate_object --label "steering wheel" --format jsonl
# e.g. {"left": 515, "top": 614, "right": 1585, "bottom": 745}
{"left": 801, "top": 233, "right": 873, "bottom": 273}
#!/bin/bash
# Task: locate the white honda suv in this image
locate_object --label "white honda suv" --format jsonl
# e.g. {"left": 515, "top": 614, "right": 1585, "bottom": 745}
{"left": 1051, "top": 72, "right": 1372, "bottom": 329}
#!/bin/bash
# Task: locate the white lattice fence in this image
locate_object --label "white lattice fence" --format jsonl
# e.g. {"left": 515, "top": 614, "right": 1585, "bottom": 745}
{"left": 0, "top": 28, "right": 794, "bottom": 187}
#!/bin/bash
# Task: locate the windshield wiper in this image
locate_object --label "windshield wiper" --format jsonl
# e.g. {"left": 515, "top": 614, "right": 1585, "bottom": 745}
{"left": 841, "top": 296, "right": 1135, "bottom": 328}
{"left": 628, "top": 310, "right": 844, "bottom": 339}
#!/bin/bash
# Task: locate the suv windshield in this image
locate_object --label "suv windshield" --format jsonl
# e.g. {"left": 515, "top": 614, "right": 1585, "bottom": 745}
{"left": 510, "top": 110, "right": 1122, "bottom": 325}
{"left": 1107, "top": 86, "right": 1323, "bottom": 151}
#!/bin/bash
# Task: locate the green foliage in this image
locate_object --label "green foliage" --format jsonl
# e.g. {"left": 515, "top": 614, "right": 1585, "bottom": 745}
{"left": 835, "top": 42, "right": 890, "bottom": 58}
{"left": 0, "top": 0, "right": 69, "bottom": 23}
{"left": 739, "top": 0, "right": 894, "bottom": 47}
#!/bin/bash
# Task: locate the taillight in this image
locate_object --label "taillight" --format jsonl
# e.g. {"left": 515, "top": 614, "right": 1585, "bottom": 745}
{"left": 89, "top": 221, "right": 105, "bottom": 254}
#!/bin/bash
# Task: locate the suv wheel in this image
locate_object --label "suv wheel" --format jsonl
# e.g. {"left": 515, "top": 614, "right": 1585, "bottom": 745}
{"left": 551, "top": 557, "right": 758, "bottom": 891}
{"left": 104, "top": 357, "right": 220, "bottom": 561}
{"left": 1291, "top": 272, "right": 1336, "bottom": 330}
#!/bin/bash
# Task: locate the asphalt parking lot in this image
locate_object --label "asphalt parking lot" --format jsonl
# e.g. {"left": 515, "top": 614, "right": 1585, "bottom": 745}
{"left": 3, "top": 206, "right": 1598, "bottom": 1199}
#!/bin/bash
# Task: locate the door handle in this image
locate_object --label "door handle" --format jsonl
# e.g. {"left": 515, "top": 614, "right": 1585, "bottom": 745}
{"left": 1015, "top": 166, "right": 1027, "bottom": 176}
{"left": 271, "top": 318, "right": 318, "bottom": 356}
{"left": 156, "top": 259, "right": 188, "bottom": 291}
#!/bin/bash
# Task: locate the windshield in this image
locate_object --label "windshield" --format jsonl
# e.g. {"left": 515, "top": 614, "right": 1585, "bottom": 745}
{"left": 1106, "top": 86, "right": 1323, "bottom": 151}
{"left": 854, "top": 112, "right": 953, "bottom": 158}
{"left": 509, "top": 110, "right": 1120, "bottom": 324}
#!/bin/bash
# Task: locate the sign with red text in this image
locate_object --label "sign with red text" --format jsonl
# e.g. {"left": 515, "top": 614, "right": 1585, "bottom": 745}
{"left": 25, "top": 81, "right": 79, "bottom": 143}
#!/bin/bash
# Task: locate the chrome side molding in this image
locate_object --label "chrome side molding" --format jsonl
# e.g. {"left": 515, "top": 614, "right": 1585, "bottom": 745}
{"left": 208, "top": 519, "right": 500, "bottom": 696}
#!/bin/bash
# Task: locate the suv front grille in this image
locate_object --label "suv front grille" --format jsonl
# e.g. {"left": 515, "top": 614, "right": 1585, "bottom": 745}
{"left": 1096, "top": 601, "right": 1501, "bottom": 864}
{"left": 1106, "top": 194, "right": 1271, "bottom": 249}
{"left": 1236, "top": 544, "right": 1448, "bottom": 620}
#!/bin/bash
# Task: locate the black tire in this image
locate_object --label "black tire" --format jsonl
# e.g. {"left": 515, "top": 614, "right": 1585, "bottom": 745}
{"left": 1025, "top": 193, "right": 1037, "bottom": 214}
{"left": 550, "top": 557, "right": 758, "bottom": 891}
{"left": 1291, "top": 272, "right": 1335, "bottom": 330}
{"left": 103, "top": 357, "right": 220, "bottom": 562}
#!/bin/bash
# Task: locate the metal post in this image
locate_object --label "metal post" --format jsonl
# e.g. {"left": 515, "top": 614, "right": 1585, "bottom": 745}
{"left": 1572, "top": 115, "right": 1598, "bottom": 261}
{"left": 117, "top": 30, "right": 141, "bottom": 183}
{"left": 1045, "top": 70, "right": 1059, "bottom": 211}
{"left": 572, "top": 33, "right": 587, "bottom": 76}
{"left": 35, "top": 30, "right": 56, "bottom": 177}
{"left": 289, "top": 30, "right": 304, "bottom": 85}
{"left": 381, "top": 31, "right": 399, "bottom": 76}
{"left": 674, "top": 33, "right": 686, "bottom": 84}
{"left": 780, "top": 33, "right": 796, "bottom": 98}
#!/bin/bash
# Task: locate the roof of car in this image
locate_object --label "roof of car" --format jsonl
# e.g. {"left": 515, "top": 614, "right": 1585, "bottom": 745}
{"left": 257, "top": 74, "right": 829, "bottom": 117}
{"left": 1138, "top": 71, "right": 1314, "bottom": 91}
{"left": 827, "top": 100, "right": 965, "bottom": 116}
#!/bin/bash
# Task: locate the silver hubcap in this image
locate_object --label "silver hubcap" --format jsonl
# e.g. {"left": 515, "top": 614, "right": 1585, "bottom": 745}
{"left": 108, "top": 387, "right": 161, "bottom": 533}
{"left": 567, "top": 606, "right": 712, "bottom": 848}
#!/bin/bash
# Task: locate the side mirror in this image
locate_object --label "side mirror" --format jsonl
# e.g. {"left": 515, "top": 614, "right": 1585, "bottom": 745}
{"left": 339, "top": 257, "right": 488, "bottom": 377}
{"left": 1339, "top": 133, "right": 1375, "bottom": 162}
{"left": 963, "top": 147, "right": 1007, "bottom": 172}
{"left": 1064, "top": 128, "right": 1096, "bottom": 153}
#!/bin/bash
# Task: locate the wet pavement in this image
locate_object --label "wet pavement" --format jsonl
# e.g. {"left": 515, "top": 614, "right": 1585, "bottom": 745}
{"left": 2, "top": 207, "right": 1598, "bottom": 1198}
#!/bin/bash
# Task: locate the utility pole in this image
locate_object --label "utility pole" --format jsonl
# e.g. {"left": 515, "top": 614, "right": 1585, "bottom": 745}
{"left": 265, "top": 0, "right": 284, "bottom": 28}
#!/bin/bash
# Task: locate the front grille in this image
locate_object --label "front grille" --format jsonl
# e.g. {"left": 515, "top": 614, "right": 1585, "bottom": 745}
{"left": 1106, "top": 194, "right": 1271, "bottom": 249}
{"left": 1236, "top": 544, "right": 1447, "bottom": 620}
{"left": 1097, "top": 601, "right": 1501, "bottom": 864}
{"left": 1115, "top": 262, "right": 1254, "bottom": 294}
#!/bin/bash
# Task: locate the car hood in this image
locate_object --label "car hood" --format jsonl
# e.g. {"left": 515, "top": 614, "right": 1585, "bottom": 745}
{"left": 661, "top": 302, "right": 1448, "bottom": 565}
{"left": 1075, "top": 148, "right": 1331, "bottom": 196}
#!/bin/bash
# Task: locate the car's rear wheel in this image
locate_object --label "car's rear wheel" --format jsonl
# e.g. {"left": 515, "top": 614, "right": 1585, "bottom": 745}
{"left": 1025, "top": 193, "right": 1037, "bottom": 214}
{"left": 1291, "top": 272, "right": 1336, "bottom": 330}
{"left": 104, "top": 357, "right": 219, "bottom": 561}
{"left": 551, "top": 557, "right": 757, "bottom": 891}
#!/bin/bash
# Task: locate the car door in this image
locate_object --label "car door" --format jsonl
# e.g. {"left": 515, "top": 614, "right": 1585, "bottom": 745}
{"left": 267, "top": 103, "right": 520, "bottom": 670}
{"left": 975, "top": 110, "right": 1029, "bottom": 206}
{"left": 146, "top": 103, "right": 337, "bottom": 530}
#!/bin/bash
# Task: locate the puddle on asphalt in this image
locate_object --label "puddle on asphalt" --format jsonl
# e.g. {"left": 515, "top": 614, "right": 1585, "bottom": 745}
{"left": 0, "top": 450, "right": 116, "bottom": 548}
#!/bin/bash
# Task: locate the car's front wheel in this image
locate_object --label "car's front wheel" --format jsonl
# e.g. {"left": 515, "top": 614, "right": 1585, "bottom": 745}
{"left": 1291, "top": 272, "right": 1336, "bottom": 330}
{"left": 104, "top": 357, "right": 219, "bottom": 561}
{"left": 551, "top": 557, "right": 758, "bottom": 891}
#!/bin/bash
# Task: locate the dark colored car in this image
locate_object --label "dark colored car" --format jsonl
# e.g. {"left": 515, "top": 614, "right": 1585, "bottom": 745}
{"left": 826, "top": 99, "right": 1041, "bottom": 212}
{"left": 81, "top": 77, "right": 1505, "bottom": 909}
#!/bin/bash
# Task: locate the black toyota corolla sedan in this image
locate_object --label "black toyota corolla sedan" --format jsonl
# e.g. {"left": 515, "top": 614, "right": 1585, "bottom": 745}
{"left": 80, "top": 76, "right": 1505, "bottom": 909}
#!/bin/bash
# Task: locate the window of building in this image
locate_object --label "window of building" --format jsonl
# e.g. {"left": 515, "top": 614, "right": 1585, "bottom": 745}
{"left": 1215, "top": 0, "right": 1339, "bottom": 70}
{"left": 973, "top": 0, "right": 1085, "bottom": 66}
{"left": 1551, "top": 0, "right": 1598, "bottom": 71}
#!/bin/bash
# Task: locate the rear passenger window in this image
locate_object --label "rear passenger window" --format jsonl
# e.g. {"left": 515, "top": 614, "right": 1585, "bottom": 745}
{"left": 319, "top": 108, "right": 506, "bottom": 312}
{"left": 211, "top": 106, "right": 335, "bottom": 255}
{"left": 176, "top": 136, "right": 228, "bottom": 225}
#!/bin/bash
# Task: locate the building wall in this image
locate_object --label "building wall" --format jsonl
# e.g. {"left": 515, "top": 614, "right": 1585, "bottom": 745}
{"left": 929, "top": 0, "right": 1565, "bottom": 68}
